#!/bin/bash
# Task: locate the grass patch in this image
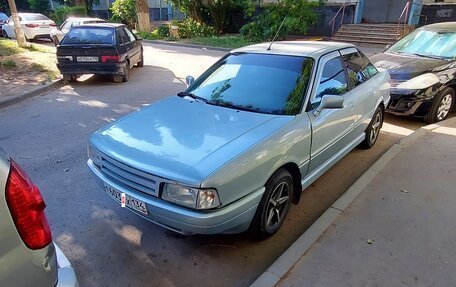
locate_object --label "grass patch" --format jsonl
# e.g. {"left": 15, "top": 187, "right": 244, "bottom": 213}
{"left": 180, "top": 35, "right": 256, "bottom": 49}
{"left": 0, "top": 39, "right": 26, "bottom": 57}
{"left": 31, "top": 62, "right": 47, "bottom": 72}
{"left": 1, "top": 59, "right": 17, "bottom": 69}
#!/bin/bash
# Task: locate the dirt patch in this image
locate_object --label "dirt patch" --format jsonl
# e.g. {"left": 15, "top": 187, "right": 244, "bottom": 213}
{"left": 0, "top": 40, "right": 61, "bottom": 99}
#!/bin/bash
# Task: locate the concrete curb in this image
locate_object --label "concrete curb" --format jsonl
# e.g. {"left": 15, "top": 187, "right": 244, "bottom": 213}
{"left": 142, "top": 39, "right": 231, "bottom": 52}
{"left": 250, "top": 122, "right": 446, "bottom": 287}
{"left": 0, "top": 78, "right": 65, "bottom": 110}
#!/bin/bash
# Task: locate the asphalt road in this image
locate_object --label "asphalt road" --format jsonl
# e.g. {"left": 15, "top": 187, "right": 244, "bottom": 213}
{"left": 0, "top": 43, "right": 425, "bottom": 287}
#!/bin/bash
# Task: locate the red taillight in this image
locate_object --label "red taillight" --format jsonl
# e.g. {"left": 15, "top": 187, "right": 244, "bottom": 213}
{"left": 101, "top": 55, "right": 119, "bottom": 63}
{"left": 25, "top": 24, "right": 39, "bottom": 28}
{"left": 5, "top": 160, "right": 52, "bottom": 250}
{"left": 50, "top": 23, "right": 56, "bottom": 27}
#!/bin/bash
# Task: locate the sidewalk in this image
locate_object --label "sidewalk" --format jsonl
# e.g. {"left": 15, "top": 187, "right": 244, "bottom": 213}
{"left": 253, "top": 117, "right": 456, "bottom": 287}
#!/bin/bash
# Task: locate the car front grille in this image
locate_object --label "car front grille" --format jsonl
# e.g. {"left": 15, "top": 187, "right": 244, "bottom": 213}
{"left": 98, "top": 153, "right": 160, "bottom": 197}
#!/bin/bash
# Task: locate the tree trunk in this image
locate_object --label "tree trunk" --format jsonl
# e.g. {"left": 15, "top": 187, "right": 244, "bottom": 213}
{"left": 136, "top": 0, "right": 151, "bottom": 32}
{"left": 6, "top": 0, "right": 27, "bottom": 47}
{"left": 74, "top": 0, "right": 86, "bottom": 6}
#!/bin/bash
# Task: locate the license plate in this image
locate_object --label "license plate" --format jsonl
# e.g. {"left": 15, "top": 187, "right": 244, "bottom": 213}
{"left": 76, "top": 56, "right": 98, "bottom": 62}
{"left": 104, "top": 184, "right": 148, "bottom": 215}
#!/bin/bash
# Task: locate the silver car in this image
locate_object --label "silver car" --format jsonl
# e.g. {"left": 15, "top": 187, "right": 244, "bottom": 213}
{"left": 0, "top": 148, "right": 79, "bottom": 287}
{"left": 88, "top": 41, "right": 390, "bottom": 238}
{"left": 50, "top": 17, "right": 106, "bottom": 46}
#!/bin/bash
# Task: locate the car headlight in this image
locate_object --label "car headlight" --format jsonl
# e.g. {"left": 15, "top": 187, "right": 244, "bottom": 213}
{"left": 162, "top": 183, "right": 220, "bottom": 210}
{"left": 396, "top": 73, "right": 440, "bottom": 90}
{"left": 87, "top": 145, "right": 101, "bottom": 167}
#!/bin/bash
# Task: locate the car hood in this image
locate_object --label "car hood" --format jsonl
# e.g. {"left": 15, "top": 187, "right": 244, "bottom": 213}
{"left": 370, "top": 52, "right": 448, "bottom": 80}
{"left": 90, "top": 96, "right": 294, "bottom": 186}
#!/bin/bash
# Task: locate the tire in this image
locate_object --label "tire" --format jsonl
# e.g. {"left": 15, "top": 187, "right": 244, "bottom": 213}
{"left": 360, "top": 106, "right": 383, "bottom": 149}
{"left": 249, "top": 169, "right": 293, "bottom": 240}
{"left": 424, "top": 87, "right": 455, "bottom": 124}
{"left": 137, "top": 51, "right": 144, "bottom": 67}
{"left": 63, "top": 74, "right": 77, "bottom": 82}
{"left": 123, "top": 63, "right": 129, "bottom": 82}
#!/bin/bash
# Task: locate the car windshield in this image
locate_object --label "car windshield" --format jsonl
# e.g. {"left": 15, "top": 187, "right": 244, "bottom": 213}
{"left": 0, "top": 13, "right": 7, "bottom": 21}
{"left": 186, "top": 53, "right": 314, "bottom": 115}
{"left": 62, "top": 27, "right": 114, "bottom": 45}
{"left": 388, "top": 29, "right": 456, "bottom": 60}
{"left": 22, "top": 14, "right": 49, "bottom": 21}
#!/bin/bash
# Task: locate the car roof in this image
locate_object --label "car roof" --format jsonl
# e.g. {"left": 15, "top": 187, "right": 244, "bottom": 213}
{"left": 67, "top": 17, "right": 105, "bottom": 22}
{"left": 74, "top": 23, "right": 126, "bottom": 29}
{"left": 232, "top": 41, "right": 355, "bottom": 58}
{"left": 17, "top": 13, "right": 45, "bottom": 16}
{"left": 420, "top": 21, "right": 456, "bottom": 31}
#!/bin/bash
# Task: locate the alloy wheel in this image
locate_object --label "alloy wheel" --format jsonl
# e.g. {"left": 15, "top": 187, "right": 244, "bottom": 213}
{"left": 437, "top": 94, "right": 453, "bottom": 121}
{"left": 265, "top": 182, "right": 290, "bottom": 230}
{"left": 370, "top": 112, "right": 382, "bottom": 143}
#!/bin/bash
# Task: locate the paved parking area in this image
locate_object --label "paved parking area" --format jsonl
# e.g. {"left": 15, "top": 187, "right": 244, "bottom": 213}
{"left": 0, "top": 43, "right": 424, "bottom": 287}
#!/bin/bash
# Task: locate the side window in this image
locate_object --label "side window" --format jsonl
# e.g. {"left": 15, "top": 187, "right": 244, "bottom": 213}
{"left": 118, "top": 28, "right": 130, "bottom": 44}
{"left": 342, "top": 50, "right": 379, "bottom": 88}
{"left": 124, "top": 28, "right": 136, "bottom": 42}
{"left": 315, "top": 56, "right": 348, "bottom": 100}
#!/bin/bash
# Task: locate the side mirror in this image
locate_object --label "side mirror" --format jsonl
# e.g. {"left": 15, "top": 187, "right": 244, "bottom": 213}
{"left": 186, "top": 75, "right": 195, "bottom": 86}
{"left": 313, "top": 95, "right": 344, "bottom": 116}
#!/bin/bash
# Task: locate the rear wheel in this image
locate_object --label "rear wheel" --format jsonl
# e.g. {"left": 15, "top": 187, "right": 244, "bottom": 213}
{"left": 424, "top": 87, "right": 455, "bottom": 123}
{"left": 249, "top": 169, "right": 293, "bottom": 239}
{"left": 360, "top": 106, "right": 383, "bottom": 149}
{"left": 137, "top": 51, "right": 144, "bottom": 67}
{"left": 123, "top": 63, "right": 130, "bottom": 82}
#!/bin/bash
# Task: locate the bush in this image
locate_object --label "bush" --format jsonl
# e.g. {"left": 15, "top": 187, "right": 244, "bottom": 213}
{"left": 1, "top": 59, "right": 17, "bottom": 69}
{"left": 157, "top": 25, "right": 170, "bottom": 38}
{"left": 240, "top": 0, "right": 321, "bottom": 41}
{"left": 175, "top": 18, "right": 216, "bottom": 39}
{"left": 50, "top": 6, "right": 87, "bottom": 25}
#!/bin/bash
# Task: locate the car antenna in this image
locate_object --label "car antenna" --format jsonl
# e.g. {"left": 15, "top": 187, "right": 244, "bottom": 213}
{"left": 267, "top": 17, "right": 287, "bottom": 51}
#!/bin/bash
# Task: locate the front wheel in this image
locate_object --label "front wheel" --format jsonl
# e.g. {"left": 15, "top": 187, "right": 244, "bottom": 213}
{"left": 424, "top": 87, "right": 455, "bottom": 124}
{"left": 249, "top": 169, "right": 293, "bottom": 240}
{"left": 360, "top": 106, "right": 383, "bottom": 149}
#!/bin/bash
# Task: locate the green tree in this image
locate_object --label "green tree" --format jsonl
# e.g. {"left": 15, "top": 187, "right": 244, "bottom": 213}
{"left": 166, "top": 0, "right": 206, "bottom": 23}
{"left": 241, "top": 0, "right": 322, "bottom": 41}
{"left": 110, "top": 0, "right": 136, "bottom": 27}
{"left": 28, "top": 0, "right": 50, "bottom": 14}
{"left": 202, "top": 0, "right": 252, "bottom": 34}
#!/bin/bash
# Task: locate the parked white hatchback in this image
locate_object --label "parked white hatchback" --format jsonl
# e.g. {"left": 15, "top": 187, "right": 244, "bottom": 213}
{"left": 2, "top": 13, "right": 56, "bottom": 40}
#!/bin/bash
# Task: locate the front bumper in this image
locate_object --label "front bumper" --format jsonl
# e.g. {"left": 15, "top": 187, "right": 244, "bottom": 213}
{"left": 57, "top": 61, "right": 126, "bottom": 76}
{"left": 54, "top": 243, "right": 79, "bottom": 287}
{"left": 87, "top": 159, "right": 263, "bottom": 235}
{"left": 386, "top": 88, "right": 436, "bottom": 117}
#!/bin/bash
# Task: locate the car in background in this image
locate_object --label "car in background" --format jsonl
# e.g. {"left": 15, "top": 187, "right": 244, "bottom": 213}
{"left": 370, "top": 22, "right": 456, "bottom": 123}
{"left": 0, "top": 12, "right": 8, "bottom": 36}
{"left": 50, "top": 17, "right": 106, "bottom": 46}
{"left": 1, "top": 13, "right": 56, "bottom": 40}
{"left": 0, "top": 147, "right": 79, "bottom": 287}
{"left": 87, "top": 41, "right": 390, "bottom": 238}
{"left": 57, "top": 23, "right": 144, "bottom": 83}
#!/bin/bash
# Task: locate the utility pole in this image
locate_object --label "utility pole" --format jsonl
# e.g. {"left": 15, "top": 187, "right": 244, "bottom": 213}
{"left": 6, "top": 0, "right": 27, "bottom": 47}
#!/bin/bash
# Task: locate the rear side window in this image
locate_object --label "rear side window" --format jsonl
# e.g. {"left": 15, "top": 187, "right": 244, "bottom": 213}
{"left": 0, "top": 13, "right": 8, "bottom": 21}
{"left": 118, "top": 28, "right": 131, "bottom": 44}
{"left": 62, "top": 28, "right": 115, "bottom": 45}
{"left": 22, "top": 14, "right": 49, "bottom": 21}
{"left": 342, "top": 50, "right": 378, "bottom": 88}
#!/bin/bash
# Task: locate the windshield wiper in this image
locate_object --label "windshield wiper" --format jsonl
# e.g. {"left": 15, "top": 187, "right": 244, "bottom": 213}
{"left": 212, "top": 101, "right": 268, "bottom": 114}
{"left": 409, "top": 53, "right": 445, "bottom": 60}
{"left": 177, "top": 92, "right": 209, "bottom": 104}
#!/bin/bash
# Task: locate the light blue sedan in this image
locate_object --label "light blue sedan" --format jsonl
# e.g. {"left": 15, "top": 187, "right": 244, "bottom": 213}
{"left": 88, "top": 41, "right": 390, "bottom": 238}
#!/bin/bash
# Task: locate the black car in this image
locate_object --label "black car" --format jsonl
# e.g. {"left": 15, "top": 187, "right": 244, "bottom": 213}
{"left": 57, "top": 23, "right": 143, "bottom": 83}
{"left": 370, "top": 22, "right": 456, "bottom": 123}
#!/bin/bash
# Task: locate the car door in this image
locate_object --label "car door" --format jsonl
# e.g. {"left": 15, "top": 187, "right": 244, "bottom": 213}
{"left": 118, "top": 27, "right": 136, "bottom": 66}
{"left": 341, "top": 48, "right": 380, "bottom": 129}
{"left": 116, "top": 28, "right": 129, "bottom": 64}
{"left": 5, "top": 17, "right": 15, "bottom": 37}
{"left": 123, "top": 27, "right": 141, "bottom": 64}
{"left": 306, "top": 51, "right": 357, "bottom": 174}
